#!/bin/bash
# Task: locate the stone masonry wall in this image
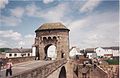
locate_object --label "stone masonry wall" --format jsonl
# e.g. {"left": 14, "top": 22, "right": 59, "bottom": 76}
{"left": 11, "top": 59, "right": 67, "bottom": 78}
{"left": 35, "top": 29, "right": 69, "bottom": 60}
{"left": 3, "top": 56, "right": 35, "bottom": 65}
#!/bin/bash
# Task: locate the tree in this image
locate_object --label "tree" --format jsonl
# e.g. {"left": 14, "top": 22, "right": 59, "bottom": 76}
{"left": 0, "top": 48, "right": 11, "bottom": 52}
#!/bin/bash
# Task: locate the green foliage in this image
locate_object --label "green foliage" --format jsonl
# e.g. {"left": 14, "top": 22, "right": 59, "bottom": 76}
{"left": 0, "top": 48, "right": 11, "bottom": 52}
{"left": 105, "top": 59, "right": 119, "bottom": 65}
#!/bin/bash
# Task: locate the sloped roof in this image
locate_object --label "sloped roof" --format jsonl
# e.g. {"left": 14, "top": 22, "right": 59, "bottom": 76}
{"left": 102, "top": 47, "right": 119, "bottom": 50}
{"left": 35, "top": 22, "right": 69, "bottom": 32}
{"left": 6, "top": 48, "right": 32, "bottom": 53}
{"left": 85, "top": 48, "right": 96, "bottom": 53}
{"left": 111, "top": 47, "right": 119, "bottom": 50}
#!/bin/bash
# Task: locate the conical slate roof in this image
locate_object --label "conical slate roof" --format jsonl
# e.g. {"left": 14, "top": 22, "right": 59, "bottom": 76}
{"left": 35, "top": 22, "right": 69, "bottom": 32}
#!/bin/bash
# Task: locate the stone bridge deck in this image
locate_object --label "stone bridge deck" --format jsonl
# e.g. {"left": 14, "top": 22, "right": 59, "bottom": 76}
{"left": 1, "top": 59, "right": 67, "bottom": 78}
{"left": 1, "top": 61, "right": 52, "bottom": 78}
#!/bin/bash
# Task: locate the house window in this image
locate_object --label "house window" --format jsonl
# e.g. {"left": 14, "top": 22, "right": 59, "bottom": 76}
{"left": 21, "top": 53, "right": 26, "bottom": 57}
{"left": 9, "top": 54, "right": 12, "bottom": 56}
{"left": 28, "top": 53, "right": 30, "bottom": 56}
{"left": 14, "top": 54, "right": 17, "bottom": 56}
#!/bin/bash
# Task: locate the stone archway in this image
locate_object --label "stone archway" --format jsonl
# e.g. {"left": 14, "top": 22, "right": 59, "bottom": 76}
{"left": 44, "top": 44, "right": 56, "bottom": 60}
{"left": 59, "top": 66, "right": 66, "bottom": 78}
{"left": 34, "top": 23, "right": 70, "bottom": 60}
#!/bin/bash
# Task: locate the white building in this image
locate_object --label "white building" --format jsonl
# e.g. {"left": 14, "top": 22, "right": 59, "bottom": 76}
{"left": 32, "top": 46, "right": 36, "bottom": 56}
{"left": 69, "top": 47, "right": 82, "bottom": 58}
{"left": 85, "top": 48, "right": 97, "bottom": 59}
{"left": 111, "top": 47, "right": 119, "bottom": 57}
{"left": 6, "top": 48, "right": 32, "bottom": 58}
{"left": 95, "top": 47, "right": 119, "bottom": 58}
{"left": 95, "top": 47, "right": 106, "bottom": 56}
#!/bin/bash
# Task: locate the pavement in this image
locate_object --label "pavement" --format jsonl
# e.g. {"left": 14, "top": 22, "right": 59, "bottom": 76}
{"left": 0, "top": 60, "right": 53, "bottom": 78}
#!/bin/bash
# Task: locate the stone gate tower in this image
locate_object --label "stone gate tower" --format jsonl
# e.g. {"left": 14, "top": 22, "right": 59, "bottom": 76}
{"left": 34, "top": 22, "right": 70, "bottom": 60}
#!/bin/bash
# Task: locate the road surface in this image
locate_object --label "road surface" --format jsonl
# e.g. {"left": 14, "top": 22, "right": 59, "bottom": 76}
{"left": 0, "top": 60, "right": 53, "bottom": 78}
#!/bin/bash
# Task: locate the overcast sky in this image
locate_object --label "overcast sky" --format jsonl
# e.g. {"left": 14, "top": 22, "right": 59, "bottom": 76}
{"left": 0, "top": 0, "right": 119, "bottom": 49}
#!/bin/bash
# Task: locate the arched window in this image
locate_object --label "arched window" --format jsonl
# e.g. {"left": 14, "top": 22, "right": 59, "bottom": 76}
{"left": 9, "top": 54, "right": 12, "bottom": 57}
{"left": 14, "top": 53, "right": 17, "bottom": 56}
{"left": 53, "top": 36, "right": 57, "bottom": 40}
{"left": 43, "top": 37, "right": 47, "bottom": 41}
{"left": 48, "top": 37, "right": 52, "bottom": 40}
{"left": 61, "top": 53, "right": 65, "bottom": 58}
{"left": 28, "top": 53, "right": 30, "bottom": 56}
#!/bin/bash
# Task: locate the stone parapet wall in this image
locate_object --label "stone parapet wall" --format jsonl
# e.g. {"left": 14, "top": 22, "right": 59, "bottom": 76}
{"left": 77, "top": 64, "right": 108, "bottom": 78}
{"left": 100, "top": 65, "right": 119, "bottom": 78}
{"left": 2, "top": 56, "right": 35, "bottom": 65}
{"left": 96, "top": 66, "right": 108, "bottom": 78}
{"left": 11, "top": 59, "right": 67, "bottom": 78}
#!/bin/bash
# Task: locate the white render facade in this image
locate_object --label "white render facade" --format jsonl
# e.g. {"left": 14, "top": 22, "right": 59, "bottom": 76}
{"left": 112, "top": 50, "right": 119, "bottom": 57}
{"left": 32, "top": 46, "right": 36, "bottom": 56}
{"left": 87, "top": 53, "right": 97, "bottom": 59}
{"left": 95, "top": 47, "right": 107, "bottom": 56}
{"left": 95, "top": 47, "right": 119, "bottom": 57}
{"left": 69, "top": 47, "right": 82, "bottom": 58}
{"left": 5, "top": 48, "right": 32, "bottom": 58}
{"left": 6, "top": 52, "right": 32, "bottom": 58}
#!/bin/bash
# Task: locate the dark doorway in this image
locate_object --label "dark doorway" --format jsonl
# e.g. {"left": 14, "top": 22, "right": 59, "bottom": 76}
{"left": 61, "top": 53, "right": 64, "bottom": 58}
{"left": 59, "top": 66, "right": 66, "bottom": 78}
{"left": 36, "top": 46, "right": 40, "bottom": 60}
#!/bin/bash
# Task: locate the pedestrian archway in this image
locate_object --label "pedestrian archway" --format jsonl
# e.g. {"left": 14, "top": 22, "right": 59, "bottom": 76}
{"left": 44, "top": 44, "right": 57, "bottom": 60}
{"left": 59, "top": 66, "right": 66, "bottom": 78}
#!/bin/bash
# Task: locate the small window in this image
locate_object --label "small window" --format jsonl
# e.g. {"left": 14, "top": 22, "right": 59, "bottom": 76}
{"left": 43, "top": 37, "right": 47, "bottom": 40}
{"left": 28, "top": 53, "right": 30, "bottom": 56}
{"left": 9, "top": 54, "right": 12, "bottom": 56}
{"left": 21, "top": 53, "right": 26, "bottom": 57}
{"left": 14, "top": 54, "right": 17, "bottom": 56}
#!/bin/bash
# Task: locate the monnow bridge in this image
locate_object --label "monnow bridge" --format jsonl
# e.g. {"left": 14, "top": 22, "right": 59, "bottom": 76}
{"left": 1, "top": 23, "right": 108, "bottom": 78}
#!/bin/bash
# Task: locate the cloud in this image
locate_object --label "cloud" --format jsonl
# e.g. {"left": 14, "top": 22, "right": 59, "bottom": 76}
{"left": 40, "top": 3, "right": 69, "bottom": 22}
{"left": 18, "top": 34, "right": 35, "bottom": 48}
{"left": 18, "top": 41, "right": 25, "bottom": 47}
{"left": 24, "top": 34, "right": 35, "bottom": 38}
{"left": 1, "top": 2, "right": 70, "bottom": 26}
{"left": 69, "top": 11, "right": 119, "bottom": 49}
{"left": 43, "top": 0, "right": 54, "bottom": 4}
{"left": 68, "top": 19, "right": 89, "bottom": 30}
{"left": 1, "top": 3, "right": 36, "bottom": 27}
{"left": 25, "top": 3, "right": 39, "bottom": 17}
{"left": 0, "top": 1, "right": 118, "bottom": 49}
{"left": 0, "top": 39, "right": 7, "bottom": 48}
{"left": 80, "top": 0, "right": 101, "bottom": 13}
{"left": 25, "top": 3, "right": 69, "bottom": 22}
{"left": 0, "top": 32, "right": 35, "bottom": 48}
{"left": 0, "top": 30, "right": 22, "bottom": 40}
{"left": 0, "top": 0, "right": 8, "bottom": 9}
{"left": 10, "top": 7, "right": 25, "bottom": 18}
{"left": 80, "top": 22, "right": 119, "bottom": 48}
{"left": 0, "top": 16, "right": 22, "bottom": 26}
